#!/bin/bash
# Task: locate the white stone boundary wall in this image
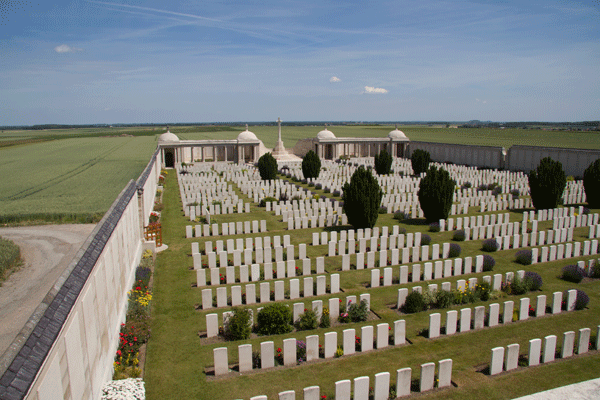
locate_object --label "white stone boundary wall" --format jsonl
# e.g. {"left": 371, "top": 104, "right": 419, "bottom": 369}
{"left": 246, "top": 358, "right": 453, "bottom": 399}
{"left": 138, "top": 148, "right": 161, "bottom": 227}
{"left": 489, "top": 324, "right": 599, "bottom": 375}
{"left": 25, "top": 182, "right": 143, "bottom": 400}
{"left": 408, "top": 141, "right": 506, "bottom": 170}
{"left": 507, "top": 145, "right": 600, "bottom": 178}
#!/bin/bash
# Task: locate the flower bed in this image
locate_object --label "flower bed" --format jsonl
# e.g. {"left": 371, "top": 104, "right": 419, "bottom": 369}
{"left": 113, "top": 250, "right": 154, "bottom": 381}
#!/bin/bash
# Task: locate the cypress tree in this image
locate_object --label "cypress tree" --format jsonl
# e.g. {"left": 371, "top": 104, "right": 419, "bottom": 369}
{"left": 411, "top": 149, "right": 431, "bottom": 176}
{"left": 342, "top": 166, "right": 382, "bottom": 229}
{"left": 374, "top": 149, "right": 393, "bottom": 175}
{"left": 257, "top": 153, "right": 277, "bottom": 181}
{"left": 528, "top": 157, "right": 566, "bottom": 210}
{"left": 583, "top": 159, "right": 600, "bottom": 208}
{"left": 418, "top": 165, "right": 455, "bottom": 223}
{"left": 301, "top": 150, "right": 321, "bottom": 179}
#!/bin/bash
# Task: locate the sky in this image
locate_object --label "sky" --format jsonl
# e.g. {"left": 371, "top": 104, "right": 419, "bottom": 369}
{"left": 0, "top": 0, "right": 599, "bottom": 125}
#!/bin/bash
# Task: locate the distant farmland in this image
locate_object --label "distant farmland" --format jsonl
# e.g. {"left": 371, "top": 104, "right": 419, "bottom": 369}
{"left": 0, "top": 136, "right": 157, "bottom": 221}
{"left": 0, "top": 125, "right": 598, "bottom": 223}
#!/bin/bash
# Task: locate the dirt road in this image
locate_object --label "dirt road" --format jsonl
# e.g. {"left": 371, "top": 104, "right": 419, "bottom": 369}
{"left": 0, "top": 224, "right": 96, "bottom": 357}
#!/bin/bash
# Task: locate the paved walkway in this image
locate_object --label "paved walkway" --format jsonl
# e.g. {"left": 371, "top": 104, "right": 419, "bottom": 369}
{"left": 513, "top": 377, "right": 600, "bottom": 399}
{"left": 0, "top": 224, "right": 96, "bottom": 357}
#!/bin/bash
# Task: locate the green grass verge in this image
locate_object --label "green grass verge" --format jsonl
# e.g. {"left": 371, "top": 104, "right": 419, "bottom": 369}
{"left": 0, "top": 236, "right": 21, "bottom": 284}
{"left": 144, "top": 171, "right": 600, "bottom": 400}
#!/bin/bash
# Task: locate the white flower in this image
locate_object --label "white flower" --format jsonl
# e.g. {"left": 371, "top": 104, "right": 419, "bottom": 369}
{"left": 101, "top": 378, "right": 145, "bottom": 400}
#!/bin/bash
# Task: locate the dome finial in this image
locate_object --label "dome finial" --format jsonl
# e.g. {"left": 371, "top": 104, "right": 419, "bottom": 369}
{"left": 245, "top": 124, "right": 249, "bottom": 130}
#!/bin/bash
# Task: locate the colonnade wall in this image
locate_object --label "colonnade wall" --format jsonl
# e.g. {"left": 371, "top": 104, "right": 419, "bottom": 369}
{"left": 0, "top": 152, "right": 160, "bottom": 400}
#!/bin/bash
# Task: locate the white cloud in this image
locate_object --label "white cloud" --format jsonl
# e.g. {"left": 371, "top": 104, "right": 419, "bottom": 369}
{"left": 364, "top": 86, "right": 388, "bottom": 94}
{"left": 54, "top": 44, "right": 83, "bottom": 53}
{"left": 330, "top": 76, "right": 341, "bottom": 83}
{"left": 476, "top": 98, "right": 487, "bottom": 104}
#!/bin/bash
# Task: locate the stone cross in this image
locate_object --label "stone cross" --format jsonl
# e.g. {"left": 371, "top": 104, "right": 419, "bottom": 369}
{"left": 277, "top": 117, "right": 282, "bottom": 142}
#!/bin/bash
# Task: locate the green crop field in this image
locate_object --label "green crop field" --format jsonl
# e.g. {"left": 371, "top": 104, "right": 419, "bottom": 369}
{"left": 0, "top": 136, "right": 157, "bottom": 222}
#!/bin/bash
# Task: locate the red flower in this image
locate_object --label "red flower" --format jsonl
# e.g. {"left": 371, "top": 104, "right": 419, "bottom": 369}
{"left": 277, "top": 348, "right": 282, "bottom": 352}
{"left": 117, "top": 350, "right": 121, "bottom": 356}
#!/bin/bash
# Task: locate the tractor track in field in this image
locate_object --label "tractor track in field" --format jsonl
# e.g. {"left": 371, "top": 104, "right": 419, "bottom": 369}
{"left": 0, "top": 139, "right": 132, "bottom": 202}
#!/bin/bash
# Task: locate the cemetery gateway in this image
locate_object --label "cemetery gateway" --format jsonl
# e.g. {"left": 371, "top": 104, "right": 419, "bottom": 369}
{"left": 1, "top": 124, "right": 599, "bottom": 400}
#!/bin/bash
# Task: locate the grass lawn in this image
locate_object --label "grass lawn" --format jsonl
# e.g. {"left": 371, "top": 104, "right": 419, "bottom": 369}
{"left": 144, "top": 169, "right": 600, "bottom": 400}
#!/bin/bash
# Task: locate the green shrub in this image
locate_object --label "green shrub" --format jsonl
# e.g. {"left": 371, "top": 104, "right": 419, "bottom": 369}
{"left": 418, "top": 166, "right": 455, "bottom": 223}
{"left": 515, "top": 249, "right": 533, "bottom": 265}
{"left": 374, "top": 149, "right": 393, "bottom": 175}
{"left": 295, "top": 309, "right": 318, "bottom": 331}
{"left": 482, "top": 255, "right": 495, "bottom": 271}
{"left": 394, "top": 211, "right": 408, "bottom": 221}
{"left": 435, "top": 290, "right": 454, "bottom": 309}
{"left": 448, "top": 243, "right": 461, "bottom": 257}
{"left": 482, "top": 239, "right": 499, "bottom": 252}
{"left": 301, "top": 150, "right": 321, "bottom": 179}
{"left": 583, "top": 159, "right": 600, "bottom": 208}
{"left": 429, "top": 223, "right": 440, "bottom": 232}
{"left": 561, "top": 264, "right": 585, "bottom": 283}
{"left": 528, "top": 157, "right": 566, "bottom": 210}
{"left": 339, "top": 299, "right": 369, "bottom": 323}
{"left": 411, "top": 149, "right": 431, "bottom": 175}
{"left": 574, "top": 289, "right": 589, "bottom": 310}
{"left": 420, "top": 234, "right": 431, "bottom": 245}
{"left": 591, "top": 263, "right": 600, "bottom": 279}
{"left": 257, "top": 153, "right": 278, "bottom": 181}
{"left": 402, "top": 291, "right": 425, "bottom": 313}
{"left": 453, "top": 230, "right": 466, "bottom": 241}
{"left": 223, "top": 308, "right": 252, "bottom": 341}
{"left": 523, "top": 271, "right": 543, "bottom": 291}
{"left": 347, "top": 299, "right": 369, "bottom": 322}
{"left": 503, "top": 274, "right": 529, "bottom": 295}
{"left": 256, "top": 303, "right": 293, "bottom": 335}
{"left": 342, "top": 166, "right": 382, "bottom": 229}
{"left": 259, "top": 196, "right": 277, "bottom": 207}
{"left": 476, "top": 281, "right": 491, "bottom": 301}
